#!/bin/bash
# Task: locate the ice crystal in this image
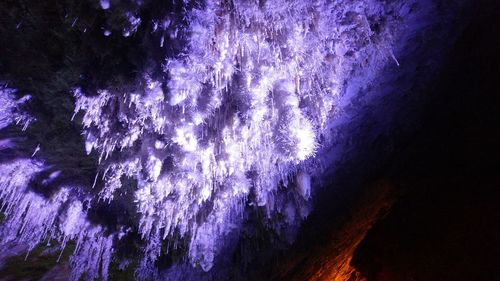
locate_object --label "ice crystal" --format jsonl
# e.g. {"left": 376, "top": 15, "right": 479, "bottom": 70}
{"left": 0, "top": 85, "right": 34, "bottom": 131}
{"left": 0, "top": 0, "right": 417, "bottom": 279}
{"left": 71, "top": 0, "right": 402, "bottom": 274}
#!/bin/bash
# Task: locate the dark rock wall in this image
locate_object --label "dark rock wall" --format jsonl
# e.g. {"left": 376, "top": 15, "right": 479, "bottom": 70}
{"left": 352, "top": 1, "right": 500, "bottom": 280}
{"left": 271, "top": 0, "right": 499, "bottom": 280}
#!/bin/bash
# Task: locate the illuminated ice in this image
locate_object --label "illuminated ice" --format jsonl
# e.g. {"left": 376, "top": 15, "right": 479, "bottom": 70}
{"left": 0, "top": 0, "right": 421, "bottom": 279}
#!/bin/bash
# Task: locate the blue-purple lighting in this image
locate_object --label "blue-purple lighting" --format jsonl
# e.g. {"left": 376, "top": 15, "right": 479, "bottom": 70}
{"left": 0, "top": 0, "right": 433, "bottom": 279}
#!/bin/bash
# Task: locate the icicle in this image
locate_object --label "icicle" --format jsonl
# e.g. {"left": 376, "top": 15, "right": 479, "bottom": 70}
{"left": 390, "top": 48, "right": 400, "bottom": 66}
{"left": 92, "top": 172, "right": 99, "bottom": 189}
{"left": 0, "top": 0, "right": 417, "bottom": 278}
{"left": 31, "top": 144, "right": 40, "bottom": 157}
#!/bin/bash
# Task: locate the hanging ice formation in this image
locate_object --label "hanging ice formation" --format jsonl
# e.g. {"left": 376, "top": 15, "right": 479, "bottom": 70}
{"left": 0, "top": 0, "right": 406, "bottom": 279}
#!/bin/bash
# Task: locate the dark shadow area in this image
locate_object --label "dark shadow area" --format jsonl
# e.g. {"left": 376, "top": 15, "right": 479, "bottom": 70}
{"left": 266, "top": 0, "right": 499, "bottom": 280}
{"left": 351, "top": 0, "right": 500, "bottom": 280}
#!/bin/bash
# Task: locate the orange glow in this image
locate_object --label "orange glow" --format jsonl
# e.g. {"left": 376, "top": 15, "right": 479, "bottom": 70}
{"left": 273, "top": 181, "right": 395, "bottom": 281}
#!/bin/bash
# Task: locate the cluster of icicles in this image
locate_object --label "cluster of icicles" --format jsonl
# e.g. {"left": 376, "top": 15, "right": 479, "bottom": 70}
{"left": 0, "top": 0, "right": 401, "bottom": 279}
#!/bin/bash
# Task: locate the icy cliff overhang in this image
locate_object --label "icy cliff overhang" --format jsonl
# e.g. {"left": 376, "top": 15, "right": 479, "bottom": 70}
{"left": 0, "top": 0, "right": 470, "bottom": 279}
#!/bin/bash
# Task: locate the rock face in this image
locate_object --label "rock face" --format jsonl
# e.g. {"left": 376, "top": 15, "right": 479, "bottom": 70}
{"left": 0, "top": 0, "right": 475, "bottom": 280}
{"left": 350, "top": 2, "right": 500, "bottom": 280}
{"left": 272, "top": 181, "right": 397, "bottom": 281}
{"left": 266, "top": 1, "right": 500, "bottom": 280}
